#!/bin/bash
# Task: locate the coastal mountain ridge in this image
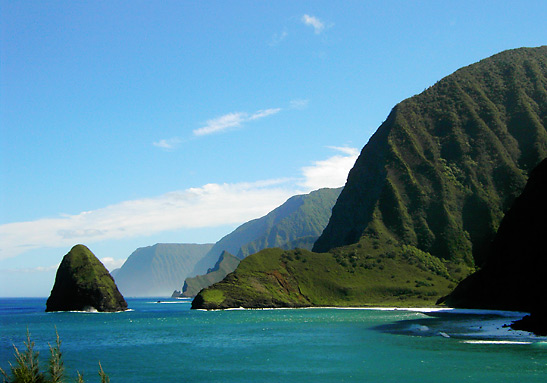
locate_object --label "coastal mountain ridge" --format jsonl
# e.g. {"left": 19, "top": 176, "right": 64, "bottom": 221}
{"left": 113, "top": 243, "right": 213, "bottom": 297}
{"left": 190, "top": 188, "right": 342, "bottom": 276}
{"left": 193, "top": 46, "right": 547, "bottom": 309}
{"left": 181, "top": 188, "right": 342, "bottom": 295}
{"left": 180, "top": 251, "right": 241, "bottom": 297}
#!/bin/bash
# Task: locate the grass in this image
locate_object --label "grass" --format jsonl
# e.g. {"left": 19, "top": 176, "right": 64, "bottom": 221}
{"left": 193, "top": 241, "right": 474, "bottom": 309}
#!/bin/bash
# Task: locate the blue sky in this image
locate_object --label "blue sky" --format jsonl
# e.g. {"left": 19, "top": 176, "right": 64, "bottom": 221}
{"left": 1, "top": 1, "right": 546, "bottom": 296}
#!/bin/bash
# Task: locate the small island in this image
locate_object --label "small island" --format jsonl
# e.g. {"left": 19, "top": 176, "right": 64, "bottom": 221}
{"left": 46, "top": 244, "right": 127, "bottom": 312}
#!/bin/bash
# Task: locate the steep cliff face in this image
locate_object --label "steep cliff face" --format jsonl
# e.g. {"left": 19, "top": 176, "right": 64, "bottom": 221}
{"left": 46, "top": 245, "right": 127, "bottom": 312}
{"left": 314, "top": 46, "right": 547, "bottom": 269}
{"left": 444, "top": 158, "right": 547, "bottom": 313}
{"left": 190, "top": 188, "right": 342, "bottom": 276}
{"left": 114, "top": 243, "right": 213, "bottom": 297}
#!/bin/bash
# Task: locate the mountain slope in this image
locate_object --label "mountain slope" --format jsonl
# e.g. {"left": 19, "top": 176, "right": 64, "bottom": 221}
{"left": 114, "top": 243, "right": 213, "bottom": 297}
{"left": 192, "top": 246, "right": 456, "bottom": 309}
{"left": 194, "top": 46, "right": 547, "bottom": 309}
{"left": 182, "top": 251, "right": 240, "bottom": 297}
{"left": 190, "top": 188, "right": 342, "bottom": 275}
{"left": 314, "top": 46, "right": 547, "bottom": 269}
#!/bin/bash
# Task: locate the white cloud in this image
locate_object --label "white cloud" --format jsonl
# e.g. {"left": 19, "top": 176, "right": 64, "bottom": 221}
{"left": 100, "top": 257, "right": 126, "bottom": 271}
{"left": 289, "top": 99, "right": 309, "bottom": 110}
{"left": 0, "top": 180, "right": 295, "bottom": 261}
{"left": 248, "top": 108, "right": 282, "bottom": 121}
{"left": 193, "top": 108, "right": 281, "bottom": 136}
{"left": 153, "top": 138, "right": 182, "bottom": 150}
{"left": 270, "top": 30, "right": 288, "bottom": 46}
{"left": 326, "top": 146, "right": 360, "bottom": 156}
{"left": 300, "top": 147, "right": 359, "bottom": 190}
{"left": 0, "top": 148, "right": 359, "bottom": 262}
{"left": 194, "top": 112, "right": 246, "bottom": 136}
{"left": 0, "top": 264, "right": 59, "bottom": 274}
{"left": 302, "top": 14, "right": 325, "bottom": 34}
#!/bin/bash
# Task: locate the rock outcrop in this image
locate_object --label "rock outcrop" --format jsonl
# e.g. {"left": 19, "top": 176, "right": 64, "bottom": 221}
{"left": 46, "top": 244, "right": 127, "bottom": 312}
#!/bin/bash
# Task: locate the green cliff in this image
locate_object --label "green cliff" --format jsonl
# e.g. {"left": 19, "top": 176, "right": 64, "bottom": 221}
{"left": 114, "top": 243, "right": 213, "bottom": 297}
{"left": 182, "top": 251, "right": 240, "bottom": 297}
{"left": 193, "top": 46, "right": 547, "bottom": 309}
{"left": 315, "top": 46, "right": 547, "bottom": 267}
{"left": 46, "top": 245, "right": 127, "bottom": 312}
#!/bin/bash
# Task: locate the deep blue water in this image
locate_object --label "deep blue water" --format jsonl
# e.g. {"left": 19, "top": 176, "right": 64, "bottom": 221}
{"left": 2, "top": 298, "right": 547, "bottom": 382}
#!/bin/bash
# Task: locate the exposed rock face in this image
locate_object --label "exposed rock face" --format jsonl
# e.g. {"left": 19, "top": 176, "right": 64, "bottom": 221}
{"left": 46, "top": 245, "right": 127, "bottom": 312}
{"left": 511, "top": 312, "right": 547, "bottom": 335}
{"left": 444, "top": 158, "right": 547, "bottom": 318}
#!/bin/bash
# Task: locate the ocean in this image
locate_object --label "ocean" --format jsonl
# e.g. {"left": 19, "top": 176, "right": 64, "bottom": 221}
{"left": 1, "top": 298, "right": 547, "bottom": 382}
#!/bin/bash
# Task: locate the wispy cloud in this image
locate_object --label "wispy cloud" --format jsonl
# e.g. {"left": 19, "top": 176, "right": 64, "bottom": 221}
{"left": 100, "top": 257, "right": 126, "bottom": 271}
{"left": 153, "top": 137, "right": 182, "bottom": 150}
{"left": 289, "top": 99, "right": 309, "bottom": 110}
{"left": 0, "top": 148, "right": 358, "bottom": 262}
{"left": 0, "top": 180, "right": 294, "bottom": 261}
{"left": 0, "top": 264, "right": 59, "bottom": 274}
{"left": 193, "top": 108, "right": 282, "bottom": 136}
{"left": 302, "top": 14, "right": 325, "bottom": 34}
{"left": 300, "top": 147, "right": 359, "bottom": 190}
{"left": 270, "top": 30, "right": 288, "bottom": 46}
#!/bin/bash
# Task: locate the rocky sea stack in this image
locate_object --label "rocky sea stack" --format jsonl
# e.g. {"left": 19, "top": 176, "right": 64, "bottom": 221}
{"left": 46, "top": 244, "right": 127, "bottom": 312}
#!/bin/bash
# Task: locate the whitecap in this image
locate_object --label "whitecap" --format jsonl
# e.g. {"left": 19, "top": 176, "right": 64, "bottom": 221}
{"left": 462, "top": 340, "right": 532, "bottom": 345}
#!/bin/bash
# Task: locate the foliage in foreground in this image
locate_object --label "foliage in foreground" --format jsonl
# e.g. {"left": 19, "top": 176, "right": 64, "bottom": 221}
{"left": 1, "top": 330, "right": 109, "bottom": 383}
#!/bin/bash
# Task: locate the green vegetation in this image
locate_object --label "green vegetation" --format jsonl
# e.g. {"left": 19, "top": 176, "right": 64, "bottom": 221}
{"left": 182, "top": 251, "right": 240, "bottom": 297}
{"left": 316, "top": 46, "right": 547, "bottom": 268}
{"left": 237, "top": 188, "right": 343, "bottom": 258}
{"left": 187, "top": 187, "right": 342, "bottom": 288}
{"left": 46, "top": 245, "right": 127, "bottom": 312}
{"left": 1, "top": 330, "right": 108, "bottom": 383}
{"left": 194, "top": 46, "right": 547, "bottom": 309}
{"left": 192, "top": 245, "right": 472, "bottom": 309}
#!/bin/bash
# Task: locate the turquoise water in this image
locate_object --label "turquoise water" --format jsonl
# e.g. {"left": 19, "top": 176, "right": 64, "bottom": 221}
{"left": 2, "top": 298, "right": 547, "bottom": 382}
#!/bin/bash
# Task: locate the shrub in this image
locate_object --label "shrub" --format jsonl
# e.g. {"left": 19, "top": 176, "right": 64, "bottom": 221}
{"left": 400, "top": 245, "right": 450, "bottom": 278}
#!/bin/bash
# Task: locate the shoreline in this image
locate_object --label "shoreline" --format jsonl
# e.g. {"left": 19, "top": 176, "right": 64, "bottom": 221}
{"left": 5, "top": 297, "right": 543, "bottom": 342}
{"left": 198, "top": 304, "right": 547, "bottom": 342}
